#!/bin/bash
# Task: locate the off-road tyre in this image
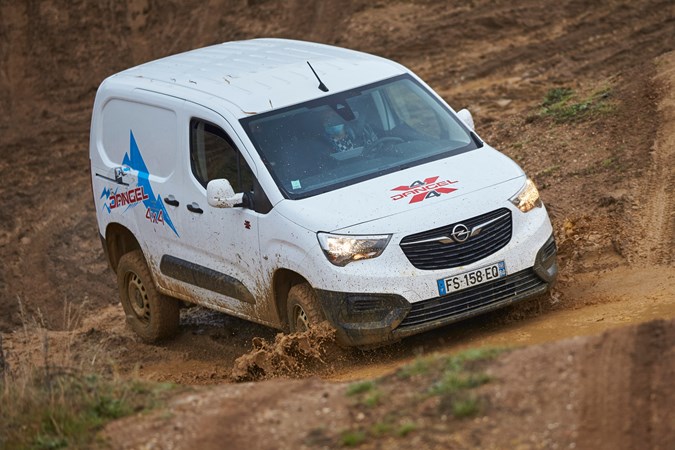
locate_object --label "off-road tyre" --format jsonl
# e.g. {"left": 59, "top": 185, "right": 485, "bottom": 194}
{"left": 117, "top": 250, "right": 180, "bottom": 342}
{"left": 287, "top": 283, "right": 325, "bottom": 333}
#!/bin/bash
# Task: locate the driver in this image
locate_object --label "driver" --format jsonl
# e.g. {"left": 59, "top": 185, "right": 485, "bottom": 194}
{"left": 321, "top": 109, "right": 380, "bottom": 153}
{"left": 322, "top": 109, "right": 355, "bottom": 153}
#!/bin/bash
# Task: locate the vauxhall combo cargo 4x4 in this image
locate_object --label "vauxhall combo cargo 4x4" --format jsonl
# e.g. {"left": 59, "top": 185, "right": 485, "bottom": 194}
{"left": 90, "top": 39, "right": 557, "bottom": 346}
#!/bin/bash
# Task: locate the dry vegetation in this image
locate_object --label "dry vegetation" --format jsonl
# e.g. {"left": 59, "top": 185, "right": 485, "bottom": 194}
{"left": 0, "top": 305, "right": 177, "bottom": 450}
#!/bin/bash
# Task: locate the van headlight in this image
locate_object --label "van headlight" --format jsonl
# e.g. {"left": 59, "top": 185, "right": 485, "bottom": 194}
{"left": 317, "top": 233, "right": 391, "bottom": 267}
{"left": 510, "top": 178, "right": 542, "bottom": 212}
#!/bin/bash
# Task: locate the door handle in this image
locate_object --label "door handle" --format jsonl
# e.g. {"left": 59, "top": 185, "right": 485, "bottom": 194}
{"left": 187, "top": 202, "right": 203, "bottom": 214}
{"left": 164, "top": 195, "right": 179, "bottom": 207}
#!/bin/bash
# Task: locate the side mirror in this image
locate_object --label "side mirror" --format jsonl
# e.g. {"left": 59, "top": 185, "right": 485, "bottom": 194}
{"left": 207, "top": 179, "right": 244, "bottom": 208}
{"left": 456, "top": 108, "right": 475, "bottom": 131}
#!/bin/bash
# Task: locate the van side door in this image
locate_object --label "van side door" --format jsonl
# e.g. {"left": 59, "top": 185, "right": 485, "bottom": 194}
{"left": 157, "top": 104, "right": 273, "bottom": 325}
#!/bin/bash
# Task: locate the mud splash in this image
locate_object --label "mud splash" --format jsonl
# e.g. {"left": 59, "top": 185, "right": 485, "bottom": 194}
{"left": 231, "top": 322, "right": 342, "bottom": 381}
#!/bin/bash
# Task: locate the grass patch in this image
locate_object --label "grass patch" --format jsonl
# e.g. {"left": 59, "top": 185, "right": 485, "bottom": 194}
{"left": 541, "top": 86, "right": 613, "bottom": 122}
{"left": 539, "top": 164, "right": 560, "bottom": 176}
{"left": 346, "top": 380, "right": 382, "bottom": 408}
{"left": 429, "top": 371, "right": 491, "bottom": 396}
{"left": 451, "top": 396, "right": 481, "bottom": 418}
{"left": 443, "top": 347, "right": 503, "bottom": 372}
{"left": 346, "top": 380, "right": 375, "bottom": 396}
{"left": 604, "top": 155, "right": 625, "bottom": 172}
{"left": 1, "top": 371, "right": 175, "bottom": 450}
{"left": 340, "top": 429, "right": 366, "bottom": 447}
{"left": 370, "top": 422, "right": 392, "bottom": 437}
{"left": 427, "top": 348, "right": 500, "bottom": 420}
{"left": 543, "top": 87, "right": 574, "bottom": 107}
{"left": 396, "top": 421, "right": 417, "bottom": 437}
{"left": 362, "top": 390, "right": 381, "bottom": 407}
{"left": 397, "top": 357, "right": 430, "bottom": 379}
{"left": 337, "top": 347, "right": 503, "bottom": 444}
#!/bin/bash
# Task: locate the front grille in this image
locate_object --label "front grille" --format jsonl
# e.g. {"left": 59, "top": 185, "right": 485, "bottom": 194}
{"left": 398, "top": 268, "right": 545, "bottom": 329}
{"left": 400, "top": 208, "right": 512, "bottom": 270}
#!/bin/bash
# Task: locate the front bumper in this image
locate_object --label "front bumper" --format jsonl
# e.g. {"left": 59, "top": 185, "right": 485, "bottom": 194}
{"left": 316, "top": 234, "right": 558, "bottom": 347}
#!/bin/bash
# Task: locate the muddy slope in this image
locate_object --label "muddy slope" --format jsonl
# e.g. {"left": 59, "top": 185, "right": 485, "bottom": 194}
{"left": 1, "top": 1, "right": 674, "bottom": 447}
{"left": 1, "top": 0, "right": 674, "bottom": 383}
{"left": 0, "top": 0, "right": 671, "bottom": 322}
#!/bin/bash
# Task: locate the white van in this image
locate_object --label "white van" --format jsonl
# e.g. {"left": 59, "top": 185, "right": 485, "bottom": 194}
{"left": 90, "top": 39, "right": 557, "bottom": 347}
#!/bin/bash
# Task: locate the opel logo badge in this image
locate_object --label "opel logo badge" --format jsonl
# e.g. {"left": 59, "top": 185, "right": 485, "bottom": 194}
{"left": 451, "top": 224, "right": 470, "bottom": 243}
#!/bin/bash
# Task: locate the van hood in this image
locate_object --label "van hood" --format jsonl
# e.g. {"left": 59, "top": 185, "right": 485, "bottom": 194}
{"left": 273, "top": 146, "right": 526, "bottom": 233}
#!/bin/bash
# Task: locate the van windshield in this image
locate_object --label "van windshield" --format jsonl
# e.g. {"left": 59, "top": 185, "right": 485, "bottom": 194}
{"left": 240, "top": 74, "right": 479, "bottom": 199}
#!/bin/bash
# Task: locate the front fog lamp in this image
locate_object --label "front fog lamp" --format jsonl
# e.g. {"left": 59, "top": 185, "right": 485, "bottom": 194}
{"left": 510, "top": 178, "right": 542, "bottom": 212}
{"left": 317, "top": 233, "right": 391, "bottom": 267}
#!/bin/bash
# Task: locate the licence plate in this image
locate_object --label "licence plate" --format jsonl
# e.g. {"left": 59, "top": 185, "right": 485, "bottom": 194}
{"left": 437, "top": 261, "right": 507, "bottom": 295}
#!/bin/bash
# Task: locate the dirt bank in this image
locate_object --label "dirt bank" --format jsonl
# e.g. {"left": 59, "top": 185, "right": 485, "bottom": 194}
{"left": 103, "top": 318, "right": 675, "bottom": 450}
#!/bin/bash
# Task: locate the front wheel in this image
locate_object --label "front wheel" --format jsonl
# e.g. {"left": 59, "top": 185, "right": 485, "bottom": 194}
{"left": 287, "top": 283, "right": 325, "bottom": 333}
{"left": 117, "top": 250, "right": 179, "bottom": 342}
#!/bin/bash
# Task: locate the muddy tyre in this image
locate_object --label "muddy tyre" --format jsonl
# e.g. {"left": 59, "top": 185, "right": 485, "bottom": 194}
{"left": 287, "top": 283, "right": 325, "bottom": 332}
{"left": 117, "top": 250, "right": 179, "bottom": 342}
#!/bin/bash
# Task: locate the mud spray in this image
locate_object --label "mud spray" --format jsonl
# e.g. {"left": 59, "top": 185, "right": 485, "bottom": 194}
{"left": 231, "top": 322, "right": 346, "bottom": 381}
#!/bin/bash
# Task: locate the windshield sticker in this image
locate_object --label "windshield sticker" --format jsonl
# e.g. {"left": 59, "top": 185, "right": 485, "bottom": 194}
{"left": 99, "top": 130, "right": 179, "bottom": 237}
{"left": 391, "top": 176, "right": 458, "bottom": 204}
{"left": 291, "top": 180, "right": 302, "bottom": 190}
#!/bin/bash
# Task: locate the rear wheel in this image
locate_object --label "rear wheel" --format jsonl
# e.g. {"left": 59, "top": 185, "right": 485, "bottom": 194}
{"left": 287, "top": 283, "right": 324, "bottom": 332}
{"left": 117, "top": 250, "right": 179, "bottom": 342}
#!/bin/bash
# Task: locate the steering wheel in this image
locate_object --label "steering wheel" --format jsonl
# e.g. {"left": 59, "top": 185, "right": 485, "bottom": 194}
{"left": 363, "top": 136, "right": 404, "bottom": 156}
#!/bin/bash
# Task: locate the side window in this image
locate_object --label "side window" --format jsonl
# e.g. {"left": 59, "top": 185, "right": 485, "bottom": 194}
{"left": 189, "top": 119, "right": 254, "bottom": 192}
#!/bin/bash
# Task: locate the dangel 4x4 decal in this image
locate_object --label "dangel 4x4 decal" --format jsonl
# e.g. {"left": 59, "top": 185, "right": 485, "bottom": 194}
{"left": 390, "top": 176, "right": 458, "bottom": 204}
{"left": 99, "top": 131, "right": 179, "bottom": 237}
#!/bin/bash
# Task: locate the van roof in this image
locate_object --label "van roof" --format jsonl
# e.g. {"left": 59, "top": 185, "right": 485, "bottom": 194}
{"left": 111, "top": 38, "right": 407, "bottom": 118}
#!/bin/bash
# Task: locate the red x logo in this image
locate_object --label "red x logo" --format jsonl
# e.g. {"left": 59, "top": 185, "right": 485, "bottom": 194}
{"left": 391, "top": 176, "right": 458, "bottom": 204}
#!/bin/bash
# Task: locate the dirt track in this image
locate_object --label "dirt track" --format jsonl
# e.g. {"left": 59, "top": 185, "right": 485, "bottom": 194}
{"left": 104, "top": 318, "right": 675, "bottom": 450}
{"left": 1, "top": 1, "right": 674, "bottom": 448}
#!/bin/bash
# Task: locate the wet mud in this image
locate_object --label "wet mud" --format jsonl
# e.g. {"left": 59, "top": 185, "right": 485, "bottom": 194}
{"left": 231, "top": 322, "right": 342, "bottom": 381}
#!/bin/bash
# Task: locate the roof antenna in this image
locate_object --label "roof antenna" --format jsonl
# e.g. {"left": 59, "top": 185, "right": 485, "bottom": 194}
{"left": 306, "top": 61, "right": 329, "bottom": 92}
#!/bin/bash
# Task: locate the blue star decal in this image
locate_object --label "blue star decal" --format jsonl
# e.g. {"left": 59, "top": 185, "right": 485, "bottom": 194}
{"left": 122, "top": 131, "right": 179, "bottom": 237}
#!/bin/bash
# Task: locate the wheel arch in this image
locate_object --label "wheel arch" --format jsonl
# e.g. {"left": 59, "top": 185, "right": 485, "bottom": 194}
{"left": 272, "top": 268, "right": 309, "bottom": 330}
{"left": 105, "top": 223, "right": 142, "bottom": 272}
